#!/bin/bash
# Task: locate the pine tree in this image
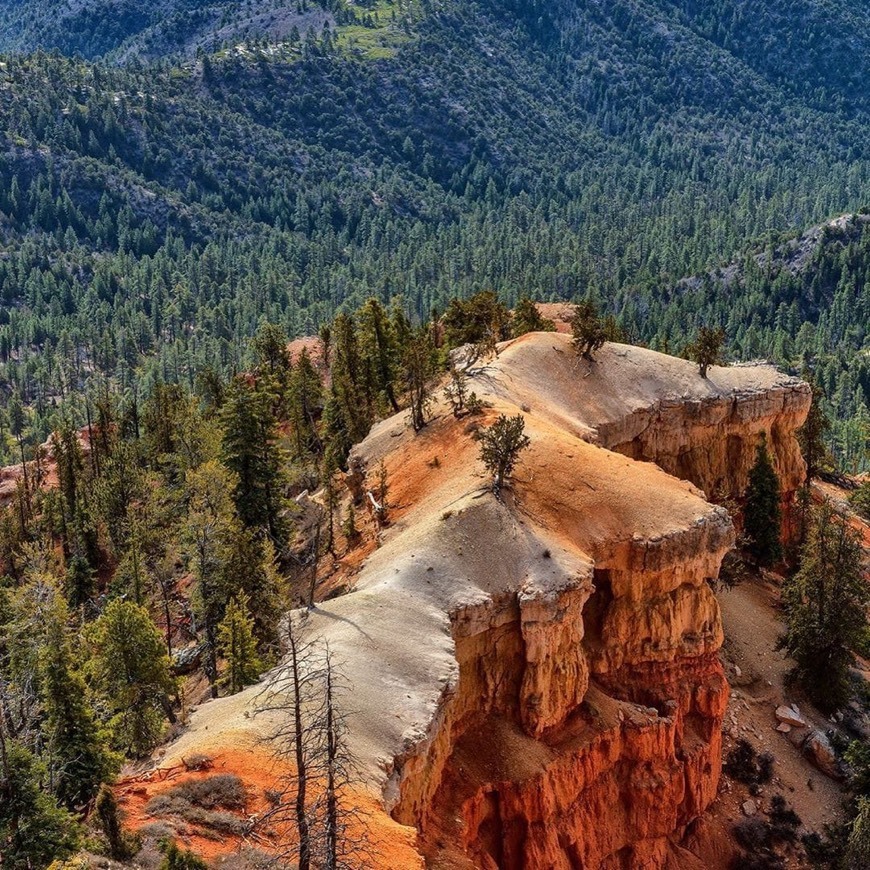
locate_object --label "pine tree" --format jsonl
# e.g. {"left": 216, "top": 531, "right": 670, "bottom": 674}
{"left": 442, "top": 291, "right": 510, "bottom": 349}
{"left": 64, "top": 551, "right": 95, "bottom": 609}
{"left": 359, "top": 298, "right": 400, "bottom": 413}
{"left": 322, "top": 446, "right": 340, "bottom": 554}
{"left": 184, "top": 459, "right": 240, "bottom": 695}
{"left": 217, "top": 594, "right": 262, "bottom": 695}
{"left": 159, "top": 839, "right": 208, "bottom": 870}
{"left": 570, "top": 301, "right": 606, "bottom": 360}
{"left": 141, "top": 382, "right": 186, "bottom": 466}
{"left": 342, "top": 502, "right": 358, "bottom": 547}
{"left": 252, "top": 322, "right": 292, "bottom": 378}
{"left": 402, "top": 327, "right": 435, "bottom": 432}
{"left": 223, "top": 527, "right": 284, "bottom": 649}
{"left": 797, "top": 375, "right": 831, "bottom": 487}
{"left": 40, "top": 626, "right": 119, "bottom": 809}
{"left": 779, "top": 501, "right": 869, "bottom": 711}
{"left": 330, "top": 313, "right": 371, "bottom": 444}
{"left": 86, "top": 599, "right": 177, "bottom": 757}
{"left": 252, "top": 322, "right": 293, "bottom": 420}
{"left": 0, "top": 741, "right": 80, "bottom": 869}
{"left": 8, "top": 392, "right": 29, "bottom": 495}
{"left": 512, "top": 297, "right": 555, "bottom": 336}
{"left": 288, "top": 347, "right": 323, "bottom": 460}
{"left": 95, "top": 784, "right": 137, "bottom": 860}
{"left": 743, "top": 434, "right": 782, "bottom": 568}
{"left": 444, "top": 364, "right": 469, "bottom": 417}
{"left": 220, "top": 376, "right": 287, "bottom": 539}
{"left": 847, "top": 799, "right": 870, "bottom": 870}
{"left": 479, "top": 414, "right": 531, "bottom": 490}
{"left": 851, "top": 481, "right": 870, "bottom": 521}
{"left": 687, "top": 326, "right": 725, "bottom": 378}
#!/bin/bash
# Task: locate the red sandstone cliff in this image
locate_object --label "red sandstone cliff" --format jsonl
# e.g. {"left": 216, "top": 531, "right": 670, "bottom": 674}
{"left": 151, "top": 334, "right": 811, "bottom": 869}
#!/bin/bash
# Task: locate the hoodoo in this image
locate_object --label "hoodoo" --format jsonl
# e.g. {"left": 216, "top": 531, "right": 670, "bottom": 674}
{"left": 159, "top": 333, "right": 811, "bottom": 868}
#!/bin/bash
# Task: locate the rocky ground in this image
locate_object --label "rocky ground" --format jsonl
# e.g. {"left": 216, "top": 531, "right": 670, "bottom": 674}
{"left": 713, "top": 481, "right": 870, "bottom": 869}
{"left": 717, "top": 578, "right": 846, "bottom": 848}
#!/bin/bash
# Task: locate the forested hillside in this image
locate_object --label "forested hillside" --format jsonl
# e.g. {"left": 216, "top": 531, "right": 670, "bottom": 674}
{"left": 0, "top": 0, "right": 344, "bottom": 62}
{"left": 2, "top": 3, "right": 870, "bottom": 868}
{"left": 620, "top": 214, "right": 870, "bottom": 469}
{"left": 0, "top": 0, "right": 868, "bottom": 466}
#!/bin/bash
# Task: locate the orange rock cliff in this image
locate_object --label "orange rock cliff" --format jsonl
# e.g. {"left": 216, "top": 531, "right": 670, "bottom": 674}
{"left": 157, "top": 334, "right": 811, "bottom": 869}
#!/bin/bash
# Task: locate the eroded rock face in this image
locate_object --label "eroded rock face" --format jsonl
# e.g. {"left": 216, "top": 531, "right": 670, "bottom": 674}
{"left": 384, "top": 342, "right": 810, "bottom": 869}
{"left": 407, "top": 517, "right": 732, "bottom": 870}
{"left": 601, "top": 383, "right": 810, "bottom": 503}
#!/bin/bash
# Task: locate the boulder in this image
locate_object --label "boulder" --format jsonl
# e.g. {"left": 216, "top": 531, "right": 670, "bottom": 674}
{"left": 741, "top": 800, "right": 757, "bottom": 817}
{"left": 802, "top": 730, "right": 842, "bottom": 780}
{"left": 775, "top": 704, "right": 806, "bottom": 728}
{"left": 171, "top": 643, "right": 205, "bottom": 676}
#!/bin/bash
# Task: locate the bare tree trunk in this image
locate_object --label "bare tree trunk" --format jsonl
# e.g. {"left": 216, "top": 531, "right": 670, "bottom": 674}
{"left": 325, "top": 652, "right": 338, "bottom": 870}
{"left": 205, "top": 619, "right": 219, "bottom": 700}
{"left": 288, "top": 620, "right": 312, "bottom": 870}
{"left": 307, "top": 511, "right": 323, "bottom": 609}
{"left": 0, "top": 690, "right": 10, "bottom": 786}
{"left": 159, "top": 579, "right": 173, "bottom": 657}
{"left": 16, "top": 434, "right": 28, "bottom": 496}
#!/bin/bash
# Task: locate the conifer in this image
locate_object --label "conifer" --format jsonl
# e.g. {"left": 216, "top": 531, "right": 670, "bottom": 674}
{"left": 570, "top": 301, "right": 606, "bottom": 360}
{"left": 512, "top": 297, "right": 554, "bottom": 337}
{"left": 743, "top": 434, "right": 782, "bottom": 568}
{"left": 687, "top": 326, "right": 725, "bottom": 378}
{"left": 217, "top": 594, "right": 263, "bottom": 695}
{"left": 479, "top": 414, "right": 531, "bottom": 490}
{"left": 86, "top": 599, "right": 177, "bottom": 756}
{"left": 779, "top": 501, "right": 869, "bottom": 711}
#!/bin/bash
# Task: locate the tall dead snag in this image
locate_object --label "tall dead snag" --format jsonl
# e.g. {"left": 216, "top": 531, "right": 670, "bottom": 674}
{"left": 325, "top": 656, "right": 338, "bottom": 869}
{"left": 255, "top": 616, "right": 373, "bottom": 869}
{"left": 256, "top": 615, "right": 319, "bottom": 869}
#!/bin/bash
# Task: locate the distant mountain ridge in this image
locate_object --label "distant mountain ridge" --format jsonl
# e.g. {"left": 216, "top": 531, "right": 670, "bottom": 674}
{"left": 0, "top": 0, "right": 868, "bottom": 465}
{"left": 0, "top": 0, "right": 336, "bottom": 62}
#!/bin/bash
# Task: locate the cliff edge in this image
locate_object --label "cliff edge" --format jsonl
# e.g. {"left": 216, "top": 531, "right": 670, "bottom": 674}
{"left": 157, "top": 334, "right": 811, "bottom": 868}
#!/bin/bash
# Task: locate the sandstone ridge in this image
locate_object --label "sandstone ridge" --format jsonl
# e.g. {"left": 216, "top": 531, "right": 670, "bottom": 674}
{"left": 159, "top": 334, "right": 811, "bottom": 869}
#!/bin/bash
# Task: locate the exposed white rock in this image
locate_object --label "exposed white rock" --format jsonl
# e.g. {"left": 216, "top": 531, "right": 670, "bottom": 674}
{"left": 775, "top": 705, "right": 807, "bottom": 728}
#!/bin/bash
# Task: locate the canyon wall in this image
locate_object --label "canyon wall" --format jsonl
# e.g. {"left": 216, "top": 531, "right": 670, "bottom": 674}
{"left": 598, "top": 379, "right": 810, "bottom": 502}
{"left": 385, "top": 338, "right": 811, "bottom": 869}
{"left": 402, "top": 503, "right": 734, "bottom": 869}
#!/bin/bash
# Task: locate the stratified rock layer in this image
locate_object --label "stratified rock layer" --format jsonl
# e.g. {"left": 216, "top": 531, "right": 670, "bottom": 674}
{"left": 382, "top": 338, "right": 808, "bottom": 869}
{"left": 153, "top": 335, "right": 810, "bottom": 869}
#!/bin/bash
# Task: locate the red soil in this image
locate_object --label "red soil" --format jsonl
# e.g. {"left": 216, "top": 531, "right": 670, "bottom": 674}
{"left": 115, "top": 747, "right": 422, "bottom": 868}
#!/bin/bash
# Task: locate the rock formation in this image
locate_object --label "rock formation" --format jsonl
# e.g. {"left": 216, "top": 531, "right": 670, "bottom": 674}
{"left": 155, "top": 334, "right": 811, "bottom": 868}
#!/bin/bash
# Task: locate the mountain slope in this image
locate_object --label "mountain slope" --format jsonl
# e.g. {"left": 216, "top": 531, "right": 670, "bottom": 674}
{"left": 0, "top": 0, "right": 338, "bottom": 62}
{"left": 0, "top": 0, "right": 868, "bottom": 460}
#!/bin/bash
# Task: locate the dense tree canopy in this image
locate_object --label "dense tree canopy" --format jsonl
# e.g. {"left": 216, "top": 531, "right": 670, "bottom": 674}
{"left": 0, "top": 1, "right": 867, "bottom": 469}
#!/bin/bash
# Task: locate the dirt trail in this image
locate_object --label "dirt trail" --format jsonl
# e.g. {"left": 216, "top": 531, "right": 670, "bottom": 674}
{"left": 715, "top": 577, "right": 846, "bottom": 839}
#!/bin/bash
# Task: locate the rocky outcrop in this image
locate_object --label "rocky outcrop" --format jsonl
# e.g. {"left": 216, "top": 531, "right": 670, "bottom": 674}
{"left": 381, "top": 339, "right": 808, "bottom": 869}
{"left": 602, "top": 381, "right": 810, "bottom": 504}
{"left": 150, "top": 335, "right": 810, "bottom": 869}
{"left": 404, "top": 504, "right": 733, "bottom": 869}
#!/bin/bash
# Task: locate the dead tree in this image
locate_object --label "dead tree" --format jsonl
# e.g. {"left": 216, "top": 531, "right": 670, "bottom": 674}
{"left": 323, "top": 644, "right": 340, "bottom": 869}
{"left": 256, "top": 615, "right": 320, "bottom": 870}
{"left": 307, "top": 506, "right": 324, "bottom": 609}
{"left": 254, "top": 618, "right": 375, "bottom": 869}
